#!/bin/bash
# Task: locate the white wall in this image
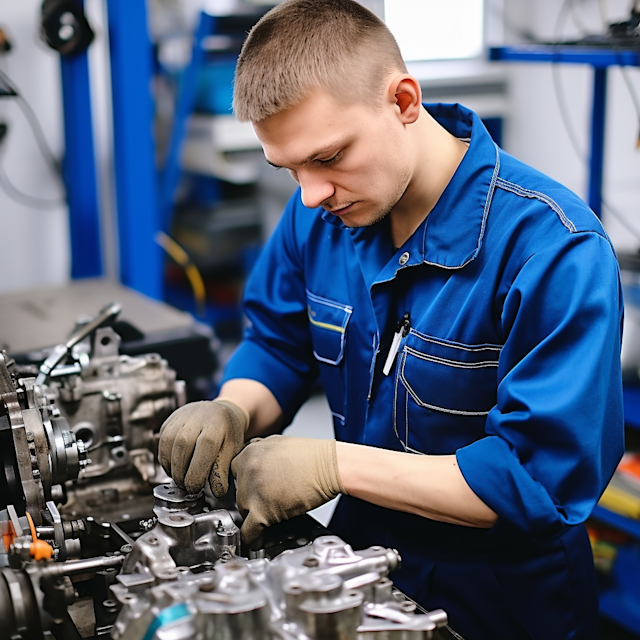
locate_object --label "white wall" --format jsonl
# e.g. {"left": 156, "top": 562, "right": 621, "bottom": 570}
{"left": 0, "top": 0, "right": 69, "bottom": 294}
{"left": 501, "top": 0, "right": 640, "bottom": 252}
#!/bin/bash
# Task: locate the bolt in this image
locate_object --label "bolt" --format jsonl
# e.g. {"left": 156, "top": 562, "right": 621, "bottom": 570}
{"left": 25, "top": 431, "right": 34, "bottom": 442}
{"left": 32, "top": 469, "right": 41, "bottom": 479}
{"left": 139, "top": 518, "right": 156, "bottom": 531}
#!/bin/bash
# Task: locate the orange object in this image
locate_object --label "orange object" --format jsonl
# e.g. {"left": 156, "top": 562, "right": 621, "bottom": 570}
{"left": 25, "top": 512, "right": 54, "bottom": 561}
{"left": 2, "top": 520, "right": 16, "bottom": 552}
{"left": 619, "top": 453, "right": 640, "bottom": 479}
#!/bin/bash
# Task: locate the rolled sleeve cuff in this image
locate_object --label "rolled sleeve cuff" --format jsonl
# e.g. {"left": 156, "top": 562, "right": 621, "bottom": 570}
{"left": 456, "top": 436, "right": 565, "bottom": 538}
{"left": 221, "top": 339, "right": 312, "bottom": 424}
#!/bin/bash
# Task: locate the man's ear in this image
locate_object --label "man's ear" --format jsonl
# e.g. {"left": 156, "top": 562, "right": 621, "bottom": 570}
{"left": 387, "top": 74, "right": 422, "bottom": 124}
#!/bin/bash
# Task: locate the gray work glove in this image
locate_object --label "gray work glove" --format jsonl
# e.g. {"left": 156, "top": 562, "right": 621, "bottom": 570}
{"left": 158, "top": 399, "right": 249, "bottom": 497}
{"left": 231, "top": 435, "right": 346, "bottom": 544}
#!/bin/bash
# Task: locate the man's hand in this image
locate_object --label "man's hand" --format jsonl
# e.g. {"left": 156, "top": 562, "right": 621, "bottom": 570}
{"left": 231, "top": 435, "right": 346, "bottom": 543}
{"left": 158, "top": 399, "right": 249, "bottom": 497}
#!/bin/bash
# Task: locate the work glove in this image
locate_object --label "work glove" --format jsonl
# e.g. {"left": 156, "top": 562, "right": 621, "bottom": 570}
{"left": 231, "top": 435, "right": 346, "bottom": 544}
{"left": 158, "top": 399, "right": 249, "bottom": 497}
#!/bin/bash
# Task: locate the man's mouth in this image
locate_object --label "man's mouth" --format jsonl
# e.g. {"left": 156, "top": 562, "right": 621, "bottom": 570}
{"left": 327, "top": 202, "right": 355, "bottom": 216}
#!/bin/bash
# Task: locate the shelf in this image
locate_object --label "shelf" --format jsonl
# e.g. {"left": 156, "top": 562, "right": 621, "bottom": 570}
{"left": 624, "top": 386, "right": 640, "bottom": 432}
{"left": 591, "top": 505, "right": 640, "bottom": 538}
{"left": 598, "top": 545, "right": 640, "bottom": 634}
{"left": 489, "top": 45, "right": 640, "bottom": 68}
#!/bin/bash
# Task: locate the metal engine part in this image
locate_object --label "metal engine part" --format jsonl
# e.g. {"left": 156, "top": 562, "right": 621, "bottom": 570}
{"left": 0, "top": 351, "right": 88, "bottom": 528}
{"left": 109, "top": 484, "right": 447, "bottom": 640}
{"left": 3, "top": 302, "right": 187, "bottom": 529}
{"left": 1, "top": 300, "right": 188, "bottom": 562}
{"left": 45, "top": 325, "right": 186, "bottom": 484}
{"left": 0, "top": 552, "right": 124, "bottom": 640}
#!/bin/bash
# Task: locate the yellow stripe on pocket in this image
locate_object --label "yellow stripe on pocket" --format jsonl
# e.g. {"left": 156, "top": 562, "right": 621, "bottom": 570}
{"left": 308, "top": 308, "right": 346, "bottom": 334}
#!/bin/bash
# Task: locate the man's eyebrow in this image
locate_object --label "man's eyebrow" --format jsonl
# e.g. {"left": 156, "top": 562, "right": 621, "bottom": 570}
{"left": 264, "top": 138, "right": 348, "bottom": 169}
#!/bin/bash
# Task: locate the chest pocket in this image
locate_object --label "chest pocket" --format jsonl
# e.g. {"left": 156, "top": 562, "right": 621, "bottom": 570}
{"left": 306, "top": 290, "right": 352, "bottom": 365}
{"left": 394, "top": 329, "right": 501, "bottom": 454}
{"left": 306, "top": 290, "right": 352, "bottom": 429}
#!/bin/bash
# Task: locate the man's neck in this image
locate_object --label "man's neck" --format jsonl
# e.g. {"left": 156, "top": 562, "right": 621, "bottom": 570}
{"left": 390, "top": 111, "right": 468, "bottom": 248}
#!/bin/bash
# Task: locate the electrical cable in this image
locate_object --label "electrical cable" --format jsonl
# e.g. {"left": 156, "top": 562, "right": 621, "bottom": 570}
{"left": 486, "top": 0, "right": 538, "bottom": 43}
{"left": 0, "top": 162, "right": 64, "bottom": 210}
{"left": 155, "top": 231, "right": 207, "bottom": 318}
{"left": 598, "top": 0, "right": 609, "bottom": 29}
{"left": 0, "top": 67, "right": 66, "bottom": 210}
{"left": 551, "top": 0, "right": 640, "bottom": 241}
{"left": 0, "top": 67, "right": 63, "bottom": 178}
{"left": 619, "top": 65, "right": 640, "bottom": 147}
{"left": 570, "top": 0, "right": 590, "bottom": 35}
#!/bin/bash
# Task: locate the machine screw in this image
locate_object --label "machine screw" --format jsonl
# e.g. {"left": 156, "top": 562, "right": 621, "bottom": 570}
{"left": 139, "top": 518, "right": 156, "bottom": 531}
{"left": 25, "top": 431, "right": 34, "bottom": 442}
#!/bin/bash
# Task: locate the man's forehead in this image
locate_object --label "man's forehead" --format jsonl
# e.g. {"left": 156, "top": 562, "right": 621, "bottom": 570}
{"left": 253, "top": 87, "right": 378, "bottom": 167}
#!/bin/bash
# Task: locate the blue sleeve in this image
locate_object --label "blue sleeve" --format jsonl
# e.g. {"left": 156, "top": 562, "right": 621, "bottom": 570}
{"left": 221, "top": 193, "right": 318, "bottom": 424}
{"left": 456, "top": 231, "right": 624, "bottom": 537}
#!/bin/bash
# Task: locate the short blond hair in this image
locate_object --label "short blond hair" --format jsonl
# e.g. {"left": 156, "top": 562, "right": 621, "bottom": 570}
{"left": 233, "top": 0, "right": 407, "bottom": 123}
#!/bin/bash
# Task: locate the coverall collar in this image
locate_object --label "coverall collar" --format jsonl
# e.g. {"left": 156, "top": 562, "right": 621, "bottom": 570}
{"left": 320, "top": 103, "right": 500, "bottom": 272}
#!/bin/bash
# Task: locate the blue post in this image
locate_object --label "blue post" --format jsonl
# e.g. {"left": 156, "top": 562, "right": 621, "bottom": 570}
{"left": 160, "top": 11, "right": 216, "bottom": 232}
{"left": 588, "top": 67, "right": 607, "bottom": 219}
{"left": 106, "top": 0, "right": 162, "bottom": 300}
{"left": 59, "top": 47, "right": 103, "bottom": 279}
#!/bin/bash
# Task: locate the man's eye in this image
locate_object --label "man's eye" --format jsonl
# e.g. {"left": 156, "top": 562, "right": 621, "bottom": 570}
{"left": 318, "top": 151, "right": 342, "bottom": 166}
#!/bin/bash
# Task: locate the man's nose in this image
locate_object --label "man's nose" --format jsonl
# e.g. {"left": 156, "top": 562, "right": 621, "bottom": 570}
{"left": 298, "top": 170, "right": 335, "bottom": 210}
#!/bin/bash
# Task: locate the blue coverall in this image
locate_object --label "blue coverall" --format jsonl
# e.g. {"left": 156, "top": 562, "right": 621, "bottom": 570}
{"left": 223, "top": 103, "right": 625, "bottom": 639}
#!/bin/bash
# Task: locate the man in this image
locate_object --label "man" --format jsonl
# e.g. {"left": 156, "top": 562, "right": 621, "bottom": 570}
{"left": 158, "top": 1, "right": 624, "bottom": 638}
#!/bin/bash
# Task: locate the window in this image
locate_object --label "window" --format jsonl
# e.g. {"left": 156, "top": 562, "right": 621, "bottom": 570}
{"left": 384, "top": 0, "right": 485, "bottom": 62}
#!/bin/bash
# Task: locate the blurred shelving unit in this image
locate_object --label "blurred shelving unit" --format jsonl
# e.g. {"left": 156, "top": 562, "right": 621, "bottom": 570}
{"left": 589, "top": 386, "right": 640, "bottom": 636}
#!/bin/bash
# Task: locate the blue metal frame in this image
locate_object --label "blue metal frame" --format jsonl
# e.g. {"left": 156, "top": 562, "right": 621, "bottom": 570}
{"left": 59, "top": 44, "right": 103, "bottom": 279}
{"left": 160, "top": 11, "right": 216, "bottom": 233}
{"left": 489, "top": 44, "right": 640, "bottom": 67}
{"left": 589, "top": 68, "right": 607, "bottom": 217}
{"left": 106, "top": 0, "right": 162, "bottom": 299}
{"left": 489, "top": 45, "right": 640, "bottom": 219}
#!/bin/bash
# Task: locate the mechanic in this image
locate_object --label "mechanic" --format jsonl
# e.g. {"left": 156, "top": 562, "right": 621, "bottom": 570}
{"left": 158, "top": 1, "right": 624, "bottom": 638}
